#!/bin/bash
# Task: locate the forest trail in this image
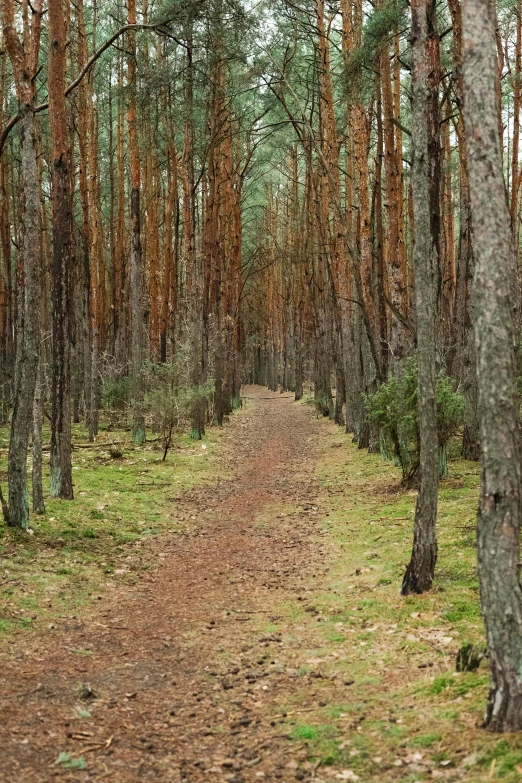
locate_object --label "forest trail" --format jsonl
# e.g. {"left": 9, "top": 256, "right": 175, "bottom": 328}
{"left": 0, "top": 387, "right": 340, "bottom": 783}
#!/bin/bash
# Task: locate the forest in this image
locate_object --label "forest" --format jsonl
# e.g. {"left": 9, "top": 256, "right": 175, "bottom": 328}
{"left": 1, "top": 0, "right": 522, "bottom": 780}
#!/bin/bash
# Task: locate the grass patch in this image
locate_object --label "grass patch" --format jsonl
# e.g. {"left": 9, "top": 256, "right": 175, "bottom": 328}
{"left": 249, "top": 410, "right": 519, "bottom": 782}
{"left": 56, "top": 752, "right": 87, "bottom": 770}
{"left": 291, "top": 723, "right": 320, "bottom": 740}
{"left": 0, "top": 417, "right": 231, "bottom": 639}
{"left": 479, "top": 741, "right": 522, "bottom": 777}
{"left": 410, "top": 732, "right": 443, "bottom": 748}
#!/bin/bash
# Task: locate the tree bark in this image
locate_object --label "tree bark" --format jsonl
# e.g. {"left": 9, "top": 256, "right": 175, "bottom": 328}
{"left": 7, "top": 105, "right": 41, "bottom": 527}
{"left": 462, "top": 0, "right": 522, "bottom": 733}
{"left": 381, "top": 26, "right": 408, "bottom": 367}
{"left": 402, "top": 0, "right": 439, "bottom": 596}
{"left": 447, "top": 0, "right": 479, "bottom": 461}
{"left": 2, "top": 0, "right": 43, "bottom": 527}
{"left": 48, "top": 0, "right": 73, "bottom": 499}
{"left": 512, "top": 0, "right": 522, "bottom": 243}
{"left": 127, "top": 0, "right": 146, "bottom": 445}
{"left": 32, "top": 357, "right": 45, "bottom": 515}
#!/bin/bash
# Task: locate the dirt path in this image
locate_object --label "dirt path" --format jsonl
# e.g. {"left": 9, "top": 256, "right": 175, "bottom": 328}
{"left": 0, "top": 387, "right": 335, "bottom": 783}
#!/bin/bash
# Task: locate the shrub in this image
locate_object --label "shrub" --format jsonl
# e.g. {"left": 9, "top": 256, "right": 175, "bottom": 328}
{"left": 365, "top": 358, "right": 464, "bottom": 484}
{"left": 144, "top": 349, "right": 215, "bottom": 459}
{"left": 101, "top": 377, "right": 130, "bottom": 410}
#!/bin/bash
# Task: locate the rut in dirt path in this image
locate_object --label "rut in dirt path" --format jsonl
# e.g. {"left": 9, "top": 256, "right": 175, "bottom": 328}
{"left": 0, "top": 386, "right": 334, "bottom": 783}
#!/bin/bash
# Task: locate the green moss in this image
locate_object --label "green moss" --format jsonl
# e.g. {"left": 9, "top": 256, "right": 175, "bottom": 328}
{"left": 327, "top": 632, "right": 346, "bottom": 643}
{"left": 326, "top": 705, "right": 354, "bottom": 719}
{"left": 481, "top": 741, "right": 522, "bottom": 776}
{"left": 427, "top": 672, "right": 488, "bottom": 698}
{"left": 429, "top": 675, "right": 456, "bottom": 695}
{"left": 444, "top": 599, "right": 482, "bottom": 623}
{"left": 0, "top": 415, "right": 228, "bottom": 638}
{"left": 290, "top": 723, "right": 340, "bottom": 743}
{"left": 116, "top": 532, "right": 140, "bottom": 543}
{"left": 56, "top": 752, "right": 87, "bottom": 770}
{"left": 81, "top": 528, "right": 97, "bottom": 539}
{"left": 291, "top": 724, "right": 319, "bottom": 740}
{"left": 410, "top": 732, "right": 442, "bottom": 748}
{"left": 255, "top": 407, "right": 522, "bottom": 781}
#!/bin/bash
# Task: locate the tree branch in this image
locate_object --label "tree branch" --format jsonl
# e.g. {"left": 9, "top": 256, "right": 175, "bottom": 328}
{"left": 0, "top": 22, "right": 164, "bottom": 156}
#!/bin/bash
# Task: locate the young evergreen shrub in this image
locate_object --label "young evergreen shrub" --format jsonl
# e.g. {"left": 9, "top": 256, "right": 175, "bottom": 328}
{"left": 365, "top": 358, "right": 464, "bottom": 484}
{"left": 144, "top": 350, "right": 215, "bottom": 459}
{"left": 101, "top": 377, "right": 131, "bottom": 410}
{"left": 313, "top": 393, "right": 331, "bottom": 418}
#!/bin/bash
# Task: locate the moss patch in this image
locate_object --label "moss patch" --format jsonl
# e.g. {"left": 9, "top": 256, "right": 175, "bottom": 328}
{"left": 252, "top": 412, "right": 521, "bottom": 782}
{"left": 0, "top": 420, "right": 229, "bottom": 639}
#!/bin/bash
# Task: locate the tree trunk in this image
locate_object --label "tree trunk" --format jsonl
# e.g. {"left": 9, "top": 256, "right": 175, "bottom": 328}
{"left": 511, "top": 0, "right": 522, "bottom": 244}
{"left": 447, "top": 0, "right": 480, "bottom": 461}
{"left": 440, "top": 96, "right": 455, "bottom": 344}
{"left": 462, "top": 0, "right": 522, "bottom": 732}
{"left": 7, "top": 105, "right": 41, "bottom": 528}
{"left": 402, "top": 0, "right": 439, "bottom": 596}
{"left": 1, "top": 0, "right": 43, "bottom": 527}
{"left": 32, "top": 357, "right": 45, "bottom": 515}
{"left": 114, "top": 52, "right": 126, "bottom": 368}
{"left": 381, "top": 26, "right": 408, "bottom": 367}
{"left": 48, "top": 0, "right": 73, "bottom": 499}
{"left": 159, "top": 47, "right": 179, "bottom": 364}
{"left": 127, "top": 0, "right": 146, "bottom": 445}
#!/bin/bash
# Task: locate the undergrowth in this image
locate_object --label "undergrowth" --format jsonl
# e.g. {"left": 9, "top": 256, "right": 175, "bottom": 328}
{"left": 0, "top": 418, "right": 227, "bottom": 637}
{"left": 1, "top": 395, "right": 520, "bottom": 782}
{"left": 261, "top": 409, "right": 519, "bottom": 783}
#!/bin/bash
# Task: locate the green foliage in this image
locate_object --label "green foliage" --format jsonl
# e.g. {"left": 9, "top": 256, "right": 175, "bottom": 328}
{"left": 346, "top": 0, "right": 408, "bottom": 94}
{"left": 430, "top": 675, "right": 455, "bottom": 695}
{"left": 480, "top": 740, "right": 522, "bottom": 777}
{"left": 410, "top": 732, "right": 443, "bottom": 748}
{"left": 81, "top": 528, "right": 97, "bottom": 539}
{"left": 56, "top": 752, "right": 87, "bottom": 770}
{"left": 313, "top": 394, "right": 331, "bottom": 418}
{"left": 444, "top": 599, "right": 482, "bottom": 624}
{"left": 144, "top": 348, "right": 215, "bottom": 458}
{"left": 101, "top": 377, "right": 130, "bottom": 410}
{"left": 291, "top": 724, "right": 319, "bottom": 740}
{"left": 365, "top": 359, "right": 464, "bottom": 484}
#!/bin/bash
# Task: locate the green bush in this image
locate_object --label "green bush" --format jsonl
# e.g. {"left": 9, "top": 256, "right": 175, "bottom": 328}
{"left": 144, "top": 349, "right": 215, "bottom": 459}
{"left": 365, "top": 358, "right": 464, "bottom": 484}
{"left": 101, "top": 377, "right": 130, "bottom": 410}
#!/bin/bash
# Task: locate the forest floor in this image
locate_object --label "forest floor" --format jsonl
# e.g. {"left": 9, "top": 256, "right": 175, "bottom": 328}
{"left": 0, "top": 386, "right": 521, "bottom": 783}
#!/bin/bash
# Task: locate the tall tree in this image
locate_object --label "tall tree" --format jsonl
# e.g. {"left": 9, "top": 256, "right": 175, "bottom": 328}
{"left": 128, "top": 0, "right": 146, "bottom": 445}
{"left": 380, "top": 3, "right": 408, "bottom": 367}
{"left": 48, "top": 0, "right": 74, "bottom": 499}
{"left": 1, "top": 0, "right": 43, "bottom": 527}
{"left": 462, "top": 0, "right": 522, "bottom": 732}
{"left": 402, "top": 0, "right": 439, "bottom": 596}
{"left": 447, "top": 0, "right": 479, "bottom": 461}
